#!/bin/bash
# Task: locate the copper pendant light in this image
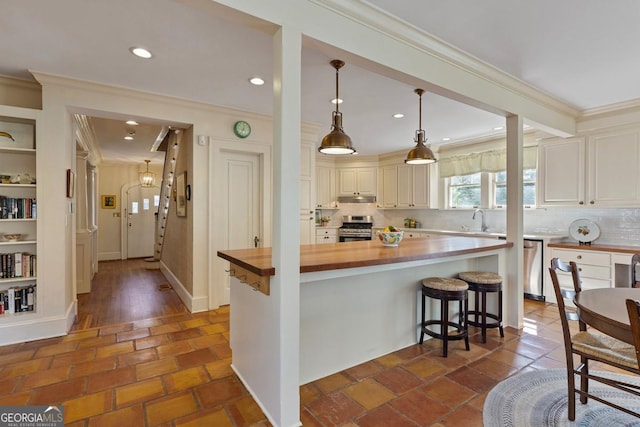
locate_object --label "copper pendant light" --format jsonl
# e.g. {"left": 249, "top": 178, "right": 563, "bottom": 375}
{"left": 405, "top": 88, "right": 437, "bottom": 164}
{"left": 319, "top": 60, "right": 355, "bottom": 155}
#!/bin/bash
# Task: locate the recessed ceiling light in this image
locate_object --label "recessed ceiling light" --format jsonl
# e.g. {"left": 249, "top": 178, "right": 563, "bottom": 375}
{"left": 129, "top": 47, "right": 153, "bottom": 59}
{"left": 493, "top": 126, "right": 504, "bottom": 131}
{"left": 249, "top": 77, "right": 264, "bottom": 86}
{"left": 393, "top": 113, "right": 405, "bottom": 119}
{"left": 442, "top": 137, "right": 451, "bottom": 142}
{"left": 126, "top": 120, "right": 139, "bottom": 126}
{"left": 124, "top": 135, "right": 134, "bottom": 141}
{"left": 331, "top": 98, "right": 343, "bottom": 105}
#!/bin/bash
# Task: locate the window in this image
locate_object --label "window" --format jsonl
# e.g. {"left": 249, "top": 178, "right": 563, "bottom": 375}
{"left": 494, "top": 169, "right": 536, "bottom": 207}
{"left": 449, "top": 173, "right": 481, "bottom": 208}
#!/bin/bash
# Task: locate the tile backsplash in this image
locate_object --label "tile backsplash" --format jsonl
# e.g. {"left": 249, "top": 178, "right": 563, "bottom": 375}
{"left": 318, "top": 205, "right": 640, "bottom": 247}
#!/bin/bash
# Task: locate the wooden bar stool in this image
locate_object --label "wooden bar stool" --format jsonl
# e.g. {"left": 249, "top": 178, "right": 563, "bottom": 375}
{"left": 458, "top": 271, "right": 504, "bottom": 343}
{"left": 419, "top": 277, "right": 470, "bottom": 357}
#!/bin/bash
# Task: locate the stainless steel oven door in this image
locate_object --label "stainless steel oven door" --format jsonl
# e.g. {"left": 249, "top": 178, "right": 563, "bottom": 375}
{"left": 339, "top": 235, "right": 372, "bottom": 242}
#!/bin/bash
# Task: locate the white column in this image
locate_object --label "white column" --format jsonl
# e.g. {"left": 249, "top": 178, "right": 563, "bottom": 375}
{"left": 505, "top": 114, "right": 524, "bottom": 329}
{"left": 270, "top": 25, "right": 302, "bottom": 427}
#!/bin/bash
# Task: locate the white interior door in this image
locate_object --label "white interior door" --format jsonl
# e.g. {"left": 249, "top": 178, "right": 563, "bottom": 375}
{"left": 221, "top": 151, "right": 261, "bottom": 303}
{"left": 126, "top": 185, "right": 160, "bottom": 258}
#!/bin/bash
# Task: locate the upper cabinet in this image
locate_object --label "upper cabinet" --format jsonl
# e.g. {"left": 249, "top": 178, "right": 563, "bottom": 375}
{"left": 588, "top": 128, "right": 640, "bottom": 207}
{"left": 397, "top": 164, "right": 429, "bottom": 208}
{"left": 316, "top": 164, "right": 337, "bottom": 208}
{"left": 538, "top": 128, "right": 640, "bottom": 207}
{"left": 537, "top": 137, "right": 585, "bottom": 206}
{"left": 378, "top": 163, "right": 430, "bottom": 209}
{"left": 380, "top": 166, "right": 398, "bottom": 208}
{"left": 337, "top": 167, "right": 376, "bottom": 196}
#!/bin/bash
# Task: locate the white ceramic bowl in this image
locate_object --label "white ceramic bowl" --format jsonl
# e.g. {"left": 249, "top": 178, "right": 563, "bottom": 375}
{"left": 3, "top": 234, "right": 22, "bottom": 242}
{"left": 377, "top": 231, "right": 404, "bottom": 247}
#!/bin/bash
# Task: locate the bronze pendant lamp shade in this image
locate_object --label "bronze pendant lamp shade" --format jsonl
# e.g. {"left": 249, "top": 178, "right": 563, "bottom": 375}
{"left": 319, "top": 60, "right": 355, "bottom": 155}
{"left": 405, "top": 88, "right": 437, "bottom": 164}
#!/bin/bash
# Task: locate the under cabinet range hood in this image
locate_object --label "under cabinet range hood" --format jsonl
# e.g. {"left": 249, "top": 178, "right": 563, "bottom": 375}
{"left": 337, "top": 195, "right": 376, "bottom": 204}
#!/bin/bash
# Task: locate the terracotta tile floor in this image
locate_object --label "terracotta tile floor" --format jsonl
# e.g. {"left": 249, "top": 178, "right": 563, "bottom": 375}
{"left": 0, "top": 298, "right": 622, "bottom": 426}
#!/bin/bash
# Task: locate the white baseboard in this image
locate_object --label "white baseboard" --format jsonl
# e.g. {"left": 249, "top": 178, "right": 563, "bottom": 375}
{"left": 98, "top": 251, "right": 121, "bottom": 261}
{"left": 159, "top": 261, "right": 208, "bottom": 313}
{"left": 0, "top": 313, "right": 71, "bottom": 346}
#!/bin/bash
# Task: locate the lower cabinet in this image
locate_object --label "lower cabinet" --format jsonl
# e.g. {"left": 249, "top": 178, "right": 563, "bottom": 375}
{"left": 316, "top": 228, "right": 337, "bottom": 244}
{"left": 547, "top": 248, "right": 611, "bottom": 305}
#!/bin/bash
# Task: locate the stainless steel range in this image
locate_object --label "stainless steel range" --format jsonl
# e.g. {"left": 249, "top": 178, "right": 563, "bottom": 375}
{"left": 338, "top": 215, "right": 373, "bottom": 242}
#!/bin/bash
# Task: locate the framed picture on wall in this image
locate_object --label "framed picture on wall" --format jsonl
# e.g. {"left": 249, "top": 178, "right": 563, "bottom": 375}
{"left": 101, "top": 194, "right": 116, "bottom": 209}
{"left": 176, "top": 172, "right": 187, "bottom": 217}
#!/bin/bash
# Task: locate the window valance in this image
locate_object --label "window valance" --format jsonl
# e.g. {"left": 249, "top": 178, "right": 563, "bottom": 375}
{"left": 438, "top": 146, "right": 537, "bottom": 178}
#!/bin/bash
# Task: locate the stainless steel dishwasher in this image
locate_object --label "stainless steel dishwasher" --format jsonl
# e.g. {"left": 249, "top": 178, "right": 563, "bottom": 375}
{"left": 523, "top": 239, "right": 544, "bottom": 301}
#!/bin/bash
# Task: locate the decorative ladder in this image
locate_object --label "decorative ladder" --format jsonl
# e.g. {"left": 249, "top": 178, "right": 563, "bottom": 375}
{"left": 152, "top": 129, "right": 183, "bottom": 260}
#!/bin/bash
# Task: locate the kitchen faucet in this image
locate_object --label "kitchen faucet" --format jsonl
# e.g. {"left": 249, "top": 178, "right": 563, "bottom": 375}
{"left": 473, "top": 208, "right": 488, "bottom": 232}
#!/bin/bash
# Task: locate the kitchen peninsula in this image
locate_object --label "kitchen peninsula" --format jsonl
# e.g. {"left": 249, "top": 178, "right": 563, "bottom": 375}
{"left": 218, "top": 235, "right": 513, "bottom": 388}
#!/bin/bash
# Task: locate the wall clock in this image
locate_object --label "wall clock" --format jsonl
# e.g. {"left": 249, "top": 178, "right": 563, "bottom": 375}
{"left": 233, "top": 120, "right": 251, "bottom": 138}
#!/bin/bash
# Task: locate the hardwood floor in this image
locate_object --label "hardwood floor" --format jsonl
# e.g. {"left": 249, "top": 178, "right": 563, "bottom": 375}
{"left": 72, "top": 259, "right": 189, "bottom": 330}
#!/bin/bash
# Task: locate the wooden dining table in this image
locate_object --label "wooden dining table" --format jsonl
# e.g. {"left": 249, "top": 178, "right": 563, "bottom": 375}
{"left": 574, "top": 288, "right": 640, "bottom": 345}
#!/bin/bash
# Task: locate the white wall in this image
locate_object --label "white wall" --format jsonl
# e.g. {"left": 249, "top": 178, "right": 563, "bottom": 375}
{"left": 97, "top": 163, "right": 163, "bottom": 260}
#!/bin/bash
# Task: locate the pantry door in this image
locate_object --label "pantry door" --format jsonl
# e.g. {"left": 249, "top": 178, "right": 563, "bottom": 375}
{"left": 220, "top": 150, "right": 261, "bottom": 304}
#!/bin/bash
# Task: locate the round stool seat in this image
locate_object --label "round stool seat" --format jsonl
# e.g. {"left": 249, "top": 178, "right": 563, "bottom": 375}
{"left": 422, "top": 277, "right": 468, "bottom": 292}
{"left": 458, "top": 271, "right": 502, "bottom": 285}
{"left": 458, "top": 271, "right": 504, "bottom": 343}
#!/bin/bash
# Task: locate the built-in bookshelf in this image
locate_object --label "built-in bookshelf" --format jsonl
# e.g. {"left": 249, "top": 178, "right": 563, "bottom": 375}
{"left": 0, "top": 113, "right": 37, "bottom": 318}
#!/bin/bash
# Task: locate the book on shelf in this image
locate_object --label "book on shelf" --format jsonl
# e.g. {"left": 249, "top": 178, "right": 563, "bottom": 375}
{"left": 0, "top": 253, "right": 36, "bottom": 279}
{"left": 0, "top": 197, "right": 37, "bottom": 219}
{"left": 0, "top": 284, "right": 36, "bottom": 314}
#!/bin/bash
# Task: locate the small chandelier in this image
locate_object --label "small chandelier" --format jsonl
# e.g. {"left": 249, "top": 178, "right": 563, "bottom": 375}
{"left": 318, "top": 59, "right": 355, "bottom": 155}
{"left": 405, "top": 88, "right": 437, "bottom": 165}
{"left": 139, "top": 159, "right": 155, "bottom": 186}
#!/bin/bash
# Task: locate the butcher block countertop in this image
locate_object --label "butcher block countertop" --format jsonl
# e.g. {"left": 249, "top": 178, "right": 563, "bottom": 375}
{"left": 548, "top": 242, "right": 640, "bottom": 254}
{"left": 217, "top": 235, "right": 513, "bottom": 277}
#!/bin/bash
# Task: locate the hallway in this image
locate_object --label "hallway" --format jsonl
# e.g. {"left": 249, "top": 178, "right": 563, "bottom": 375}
{"left": 72, "top": 259, "right": 189, "bottom": 330}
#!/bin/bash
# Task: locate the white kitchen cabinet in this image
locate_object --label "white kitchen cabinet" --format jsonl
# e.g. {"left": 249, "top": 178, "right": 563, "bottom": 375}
{"left": 300, "top": 141, "right": 315, "bottom": 214}
{"left": 537, "top": 137, "right": 585, "bottom": 207}
{"left": 300, "top": 211, "right": 315, "bottom": 245}
{"left": 538, "top": 128, "right": 640, "bottom": 207}
{"left": 300, "top": 141, "right": 316, "bottom": 244}
{"left": 338, "top": 167, "right": 376, "bottom": 197}
{"left": 315, "top": 164, "right": 337, "bottom": 208}
{"left": 380, "top": 166, "right": 398, "bottom": 208}
{"left": 397, "top": 164, "right": 429, "bottom": 208}
{"left": 547, "top": 248, "right": 611, "bottom": 305}
{"left": 587, "top": 128, "right": 640, "bottom": 207}
{"left": 315, "top": 227, "right": 337, "bottom": 244}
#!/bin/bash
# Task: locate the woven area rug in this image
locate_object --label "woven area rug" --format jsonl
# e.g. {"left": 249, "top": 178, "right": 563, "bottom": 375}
{"left": 483, "top": 369, "right": 640, "bottom": 426}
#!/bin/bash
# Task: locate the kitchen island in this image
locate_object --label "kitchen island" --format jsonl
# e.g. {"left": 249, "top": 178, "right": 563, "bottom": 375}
{"left": 218, "top": 235, "right": 513, "bottom": 389}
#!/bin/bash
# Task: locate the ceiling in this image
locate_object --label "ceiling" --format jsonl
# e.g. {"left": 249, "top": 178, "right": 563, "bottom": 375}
{"left": 2, "top": 0, "right": 639, "bottom": 163}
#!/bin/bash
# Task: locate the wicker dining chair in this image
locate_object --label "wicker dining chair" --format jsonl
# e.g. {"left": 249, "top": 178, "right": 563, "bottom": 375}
{"left": 625, "top": 299, "right": 640, "bottom": 368}
{"left": 632, "top": 253, "right": 640, "bottom": 288}
{"left": 549, "top": 257, "right": 640, "bottom": 420}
